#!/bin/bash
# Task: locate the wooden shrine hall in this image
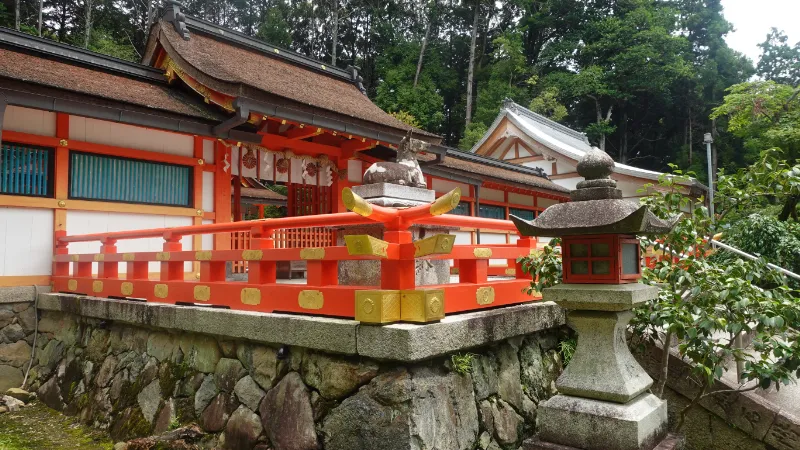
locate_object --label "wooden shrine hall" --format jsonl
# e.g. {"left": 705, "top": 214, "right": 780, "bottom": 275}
{"left": 0, "top": 2, "right": 569, "bottom": 290}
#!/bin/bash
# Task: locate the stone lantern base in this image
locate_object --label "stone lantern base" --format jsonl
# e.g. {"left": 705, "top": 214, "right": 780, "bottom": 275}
{"left": 533, "top": 283, "right": 669, "bottom": 450}
{"left": 536, "top": 393, "right": 667, "bottom": 450}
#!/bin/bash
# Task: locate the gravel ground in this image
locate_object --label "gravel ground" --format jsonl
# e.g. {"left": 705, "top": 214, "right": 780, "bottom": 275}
{"left": 0, "top": 402, "right": 113, "bottom": 450}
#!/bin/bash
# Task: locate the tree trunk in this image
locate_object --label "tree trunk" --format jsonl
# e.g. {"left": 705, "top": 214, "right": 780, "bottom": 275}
{"left": 38, "top": 0, "right": 43, "bottom": 36}
{"left": 465, "top": 0, "right": 480, "bottom": 126}
{"left": 414, "top": 5, "right": 434, "bottom": 89}
{"left": 84, "top": 0, "right": 93, "bottom": 48}
{"left": 688, "top": 110, "right": 693, "bottom": 165}
{"left": 331, "top": 0, "right": 339, "bottom": 66}
{"left": 621, "top": 111, "right": 628, "bottom": 163}
{"left": 14, "top": 0, "right": 20, "bottom": 30}
{"left": 145, "top": 0, "right": 153, "bottom": 34}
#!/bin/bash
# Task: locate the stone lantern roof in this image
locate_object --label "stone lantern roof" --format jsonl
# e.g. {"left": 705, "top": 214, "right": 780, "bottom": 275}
{"left": 511, "top": 149, "right": 679, "bottom": 237}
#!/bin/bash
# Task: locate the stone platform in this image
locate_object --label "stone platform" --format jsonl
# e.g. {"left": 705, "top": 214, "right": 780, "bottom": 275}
{"left": 0, "top": 292, "right": 569, "bottom": 449}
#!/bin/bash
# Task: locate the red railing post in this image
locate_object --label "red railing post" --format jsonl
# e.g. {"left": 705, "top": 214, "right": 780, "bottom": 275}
{"left": 459, "top": 258, "right": 488, "bottom": 284}
{"left": 53, "top": 230, "right": 69, "bottom": 277}
{"left": 98, "top": 238, "right": 118, "bottom": 279}
{"left": 248, "top": 226, "right": 276, "bottom": 284}
{"left": 515, "top": 237, "right": 536, "bottom": 280}
{"left": 381, "top": 229, "right": 415, "bottom": 290}
{"left": 161, "top": 233, "right": 184, "bottom": 281}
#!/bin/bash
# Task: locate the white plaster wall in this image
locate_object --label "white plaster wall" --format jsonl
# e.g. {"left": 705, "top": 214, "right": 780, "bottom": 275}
{"left": 479, "top": 188, "right": 504, "bottom": 202}
{"left": 202, "top": 139, "right": 214, "bottom": 164}
{"left": 508, "top": 193, "right": 534, "bottom": 207}
{"left": 202, "top": 172, "right": 215, "bottom": 212}
{"left": 538, "top": 198, "right": 559, "bottom": 209}
{"left": 432, "top": 179, "right": 470, "bottom": 195}
{"left": 615, "top": 178, "right": 647, "bottom": 198}
{"left": 347, "top": 160, "right": 363, "bottom": 183}
{"left": 553, "top": 176, "right": 581, "bottom": 192}
{"left": 66, "top": 211, "right": 193, "bottom": 272}
{"left": 453, "top": 230, "right": 472, "bottom": 245}
{"left": 0, "top": 207, "right": 54, "bottom": 276}
{"left": 478, "top": 231, "right": 508, "bottom": 266}
{"left": 201, "top": 219, "right": 214, "bottom": 251}
{"left": 3, "top": 106, "right": 56, "bottom": 137}
{"left": 69, "top": 116, "right": 194, "bottom": 157}
{"left": 556, "top": 159, "right": 576, "bottom": 175}
{"left": 522, "top": 160, "right": 552, "bottom": 175}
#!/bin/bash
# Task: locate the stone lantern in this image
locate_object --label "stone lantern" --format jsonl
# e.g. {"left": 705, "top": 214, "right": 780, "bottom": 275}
{"left": 511, "top": 149, "right": 679, "bottom": 450}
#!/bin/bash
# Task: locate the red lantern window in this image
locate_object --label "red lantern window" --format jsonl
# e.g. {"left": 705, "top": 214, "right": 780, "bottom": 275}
{"left": 562, "top": 235, "right": 640, "bottom": 284}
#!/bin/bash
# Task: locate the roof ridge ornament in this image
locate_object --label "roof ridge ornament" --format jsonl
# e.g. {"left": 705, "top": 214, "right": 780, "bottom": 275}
{"left": 165, "top": 1, "right": 190, "bottom": 41}
{"left": 347, "top": 65, "right": 367, "bottom": 95}
{"left": 502, "top": 97, "right": 517, "bottom": 113}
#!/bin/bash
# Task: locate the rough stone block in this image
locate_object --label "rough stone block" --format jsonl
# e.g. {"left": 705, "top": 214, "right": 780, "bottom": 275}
{"left": 537, "top": 393, "right": 667, "bottom": 450}
{"left": 358, "top": 302, "right": 565, "bottom": 362}
{"left": 352, "top": 183, "right": 435, "bottom": 203}
{"left": 542, "top": 283, "right": 659, "bottom": 311}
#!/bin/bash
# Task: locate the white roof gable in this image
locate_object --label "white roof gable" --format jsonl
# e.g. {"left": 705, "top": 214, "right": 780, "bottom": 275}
{"left": 471, "top": 100, "right": 701, "bottom": 187}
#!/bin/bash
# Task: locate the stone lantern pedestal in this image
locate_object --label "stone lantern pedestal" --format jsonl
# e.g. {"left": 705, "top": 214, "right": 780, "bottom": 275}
{"left": 532, "top": 284, "right": 668, "bottom": 450}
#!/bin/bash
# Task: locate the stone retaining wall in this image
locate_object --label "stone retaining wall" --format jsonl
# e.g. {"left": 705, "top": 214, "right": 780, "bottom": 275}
{"left": 0, "top": 289, "right": 41, "bottom": 392}
{"left": 3, "top": 294, "right": 567, "bottom": 450}
{"left": 636, "top": 341, "right": 800, "bottom": 450}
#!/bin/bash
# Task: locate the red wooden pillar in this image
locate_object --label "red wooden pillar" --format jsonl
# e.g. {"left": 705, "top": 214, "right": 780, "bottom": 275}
{"left": 381, "top": 230, "right": 415, "bottom": 290}
{"left": 98, "top": 238, "right": 118, "bottom": 279}
{"left": 459, "top": 259, "right": 488, "bottom": 284}
{"left": 53, "top": 230, "right": 69, "bottom": 277}
{"left": 214, "top": 141, "right": 232, "bottom": 251}
{"left": 248, "top": 227, "right": 277, "bottom": 284}
{"left": 161, "top": 234, "right": 184, "bottom": 281}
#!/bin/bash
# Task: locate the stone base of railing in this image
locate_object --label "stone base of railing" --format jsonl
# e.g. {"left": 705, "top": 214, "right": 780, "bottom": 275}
{"left": 1, "top": 293, "right": 568, "bottom": 449}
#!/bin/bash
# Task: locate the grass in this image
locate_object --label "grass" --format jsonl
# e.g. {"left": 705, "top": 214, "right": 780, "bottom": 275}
{"left": 451, "top": 353, "right": 477, "bottom": 375}
{"left": 0, "top": 402, "right": 113, "bottom": 450}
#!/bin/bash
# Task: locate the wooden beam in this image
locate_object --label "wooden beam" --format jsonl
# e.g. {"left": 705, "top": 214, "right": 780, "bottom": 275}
{"left": 507, "top": 155, "right": 546, "bottom": 163}
{"left": 259, "top": 132, "right": 343, "bottom": 157}
{"left": 285, "top": 125, "right": 323, "bottom": 140}
{"left": 549, "top": 172, "right": 579, "bottom": 180}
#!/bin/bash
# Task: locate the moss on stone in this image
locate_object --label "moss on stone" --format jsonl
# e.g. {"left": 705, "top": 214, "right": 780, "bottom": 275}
{"left": 159, "top": 359, "right": 192, "bottom": 396}
{"left": 110, "top": 407, "right": 151, "bottom": 441}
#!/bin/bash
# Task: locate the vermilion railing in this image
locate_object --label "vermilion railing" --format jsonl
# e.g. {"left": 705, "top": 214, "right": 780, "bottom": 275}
{"left": 51, "top": 189, "right": 539, "bottom": 324}
{"left": 231, "top": 227, "right": 335, "bottom": 273}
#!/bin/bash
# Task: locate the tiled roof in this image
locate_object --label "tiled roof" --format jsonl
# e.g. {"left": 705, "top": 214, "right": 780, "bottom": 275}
{"left": 0, "top": 45, "right": 219, "bottom": 121}
{"left": 153, "top": 19, "right": 438, "bottom": 139}
{"left": 441, "top": 152, "right": 570, "bottom": 195}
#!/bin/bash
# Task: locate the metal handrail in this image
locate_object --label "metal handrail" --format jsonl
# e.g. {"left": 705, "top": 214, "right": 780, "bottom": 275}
{"left": 710, "top": 239, "right": 800, "bottom": 281}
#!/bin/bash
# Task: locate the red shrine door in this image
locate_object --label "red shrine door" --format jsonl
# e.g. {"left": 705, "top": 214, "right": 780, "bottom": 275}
{"left": 287, "top": 184, "right": 332, "bottom": 216}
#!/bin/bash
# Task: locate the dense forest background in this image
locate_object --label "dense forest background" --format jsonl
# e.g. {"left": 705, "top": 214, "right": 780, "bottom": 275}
{"left": 1, "top": 0, "right": 798, "bottom": 178}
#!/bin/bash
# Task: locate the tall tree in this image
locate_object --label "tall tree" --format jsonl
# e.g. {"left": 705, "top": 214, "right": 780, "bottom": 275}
{"left": 464, "top": 0, "right": 480, "bottom": 126}
{"left": 757, "top": 28, "right": 800, "bottom": 87}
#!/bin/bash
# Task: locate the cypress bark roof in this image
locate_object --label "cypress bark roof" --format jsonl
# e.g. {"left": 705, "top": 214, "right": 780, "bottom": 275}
{"left": 150, "top": 19, "right": 438, "bottom": 140}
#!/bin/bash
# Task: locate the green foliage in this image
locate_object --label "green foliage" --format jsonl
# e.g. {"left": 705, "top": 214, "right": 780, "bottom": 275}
{"left": 711, "top": 214, "right": 800, "bottom": 287}
{"left": 88, "top": 30, "right": 138, "bottom": 62}
{"left": 458, "top": 122, "right": 488, "bottom": 151}
{"left": 389, "top": 111, "right": 422, "bottom": 128}
{"left": 450, "top": 352, "right": 477, "bottom": 375}
{"left": 756, "top": 28, "right": 800, "bottom": 87}
{"left": 558, "top": 338, "right": 577, "bottom": 366}
{"left": 518, "top": 238, "right": 562, "bottom": 294}
{"left": 256, "top": 4, "right": 293, "bottom": 49}
{"left": 712, "top": 82, "right": 800, "bottom": 163}
{"left": 634, "top": 164, "right": 800, "bottom": 411}
{"left": 374, "top": 43, "right": 445, "bottom": 133}
{"left": 528, "top": 83, "right": 567, "bottom": 122}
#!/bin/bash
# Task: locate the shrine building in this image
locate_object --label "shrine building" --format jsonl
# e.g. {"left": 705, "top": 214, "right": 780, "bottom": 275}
{"left": 469, "top": 100, "right": 707, "bottom": 201}
{"left": 0, "top": 6, "right": 571, "bottom": 286}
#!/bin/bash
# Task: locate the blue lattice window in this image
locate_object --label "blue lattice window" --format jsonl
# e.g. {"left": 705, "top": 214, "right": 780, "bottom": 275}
{"left": 509, "top": 208, "right": 536, "bottom": 221}
{"left": 0, "top": 142, "right": 53, "bottom": 197}
{"left": 451, "top": 201, "right": 471, "bottom": 216}
{"left": 69, "top": 152, "right": 192, "bottom": 207}
{"left": 478, "top": 204, "right": 506, "bottom": 219}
